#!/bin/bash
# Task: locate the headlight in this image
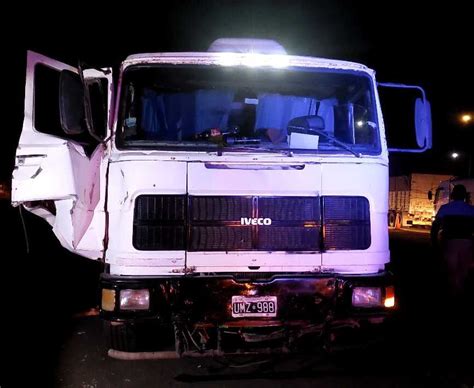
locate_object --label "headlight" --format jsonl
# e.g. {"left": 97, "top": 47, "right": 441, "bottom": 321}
{"left": 119, "top": 289, "right": 150, "bottom": 310}
{"left": 352, "top": 287, "right": 382, "bottom": 308}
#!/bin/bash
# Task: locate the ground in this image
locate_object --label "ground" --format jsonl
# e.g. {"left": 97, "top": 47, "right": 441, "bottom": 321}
{"left": 1, "top": 202, "right": 473, "bottom": 387}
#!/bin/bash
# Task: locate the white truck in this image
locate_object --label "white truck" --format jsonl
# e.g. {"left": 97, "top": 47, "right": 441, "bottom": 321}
{"left": 11, "top": 39, "right": 432, "bottom": 357}
{"left": 389, "top": 173, "right": 452, "bottom": 227}
{"left": 432, "top": 177, "right": 474, "bottom": 214}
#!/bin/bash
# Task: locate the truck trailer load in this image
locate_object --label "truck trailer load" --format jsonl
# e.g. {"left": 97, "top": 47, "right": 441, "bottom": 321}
{"left": 11, "top": 38, "right": 433, "bottom": 356}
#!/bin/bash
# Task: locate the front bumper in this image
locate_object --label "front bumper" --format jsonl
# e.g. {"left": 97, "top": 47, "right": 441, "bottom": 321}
{"left": 100, "top": 272, "right": 395, "bottom": 354}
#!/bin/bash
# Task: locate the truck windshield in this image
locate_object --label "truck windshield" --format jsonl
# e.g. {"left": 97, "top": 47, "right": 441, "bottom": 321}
{"left": 118, "top": 65, "right": 380, "bottom": 155}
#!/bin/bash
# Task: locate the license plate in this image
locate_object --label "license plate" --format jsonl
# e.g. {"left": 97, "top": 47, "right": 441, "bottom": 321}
{"left": 231, "top": 296, "right": 278, "bottom": 318}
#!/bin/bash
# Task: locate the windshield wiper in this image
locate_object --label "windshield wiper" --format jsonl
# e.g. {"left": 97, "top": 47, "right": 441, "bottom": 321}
{"left": 288, "top": 125, "right": 361, "bottom": 158}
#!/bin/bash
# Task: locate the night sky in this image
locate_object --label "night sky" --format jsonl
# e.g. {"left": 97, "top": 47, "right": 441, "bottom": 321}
{"left": 2, "top": 1, "right": 472, "bottom": 181}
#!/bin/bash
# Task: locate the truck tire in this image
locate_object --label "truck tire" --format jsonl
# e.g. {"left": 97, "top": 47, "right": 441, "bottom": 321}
{"left": 104, "top": 321, "right": 137, "bottom": 352}
{"left": 388, "top": 212, "right": 396, "bottom": 227}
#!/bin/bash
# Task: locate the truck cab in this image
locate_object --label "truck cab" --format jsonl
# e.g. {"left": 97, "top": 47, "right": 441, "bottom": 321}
{"left": 433, "top": 177, "right": 474, "bottom": 214}
{"left": 11, "top": 39, "right": 432, "bottom": 356}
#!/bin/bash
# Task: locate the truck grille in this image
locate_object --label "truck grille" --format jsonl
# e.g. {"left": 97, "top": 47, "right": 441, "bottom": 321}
{"left": 133, "top": 195, "right": 369, "bottom": 251}
{"left": 133, "top": 195, "right": 186, "bottom": 250}
{"left": 323, "top": 196, "right": 371, "bottom": 250}
{"left": 190, "top": 196, "right": 252, "bottom": 221}
{"left": 189, "top": 196, "right": 321, "bottom": 251}
{"left": 190, "top": 226, "right": 252, "bottom": 251}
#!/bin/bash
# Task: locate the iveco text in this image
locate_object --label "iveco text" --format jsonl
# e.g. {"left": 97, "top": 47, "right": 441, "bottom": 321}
{"left": 241, "top": 217, "right": 272, "bottom": 225}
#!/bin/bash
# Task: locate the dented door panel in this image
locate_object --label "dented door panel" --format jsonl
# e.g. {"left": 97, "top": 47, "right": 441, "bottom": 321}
{"left": 13, "top": 144, "right": 76, "bottom": 202}
{"left": 12, "top": 51, "right": 112, "bottom": 260}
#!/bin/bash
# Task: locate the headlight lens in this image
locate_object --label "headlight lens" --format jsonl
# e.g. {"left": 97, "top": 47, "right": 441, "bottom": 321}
{"left": 119, "top": 289, "right": 150, "bottom": 310}
{"left": 352, "top": 287, "right": 382, "bottom": 307}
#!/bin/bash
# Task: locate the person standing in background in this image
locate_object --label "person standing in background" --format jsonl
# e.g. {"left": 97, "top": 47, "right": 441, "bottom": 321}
{"left": 431, "top": 184, "right": 474, "bottom": 297}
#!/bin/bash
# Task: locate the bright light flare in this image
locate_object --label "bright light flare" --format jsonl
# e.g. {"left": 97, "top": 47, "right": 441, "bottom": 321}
{"left": 216, "top": 53, "right": 239, "bottom": 67}
{"left": 451, "top": 152, "right": 460, "bottom": 159}
{"left": 216, "top": 53, "right": 289, "bottom": 69}
{"left": 461, "top": 114, "right": 472, "bottom": 124}
{"left": 244, "top": 53, "right": 266, "bottom": 68}
{"left": 356, "top": 120, "right": 364, "bottom": 128}
{"left": 384, "top": 296, "right": 395, "bottom": 308}
{"left": 270, "top": 55, "right": 290, "bottom": 69}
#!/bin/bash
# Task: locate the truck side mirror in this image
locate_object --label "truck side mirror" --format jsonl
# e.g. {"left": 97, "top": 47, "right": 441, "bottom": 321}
{"left": 427, "top": 190, "right": 433, "bottom": 200}
{"left": 378, "top": 82, "right": 432, "bottom": 153}
{"left": 415, "top": 98, "right": 432, "bottom": 149}
{"left": 59, "top": 70, "right": 86, "bottom": 135}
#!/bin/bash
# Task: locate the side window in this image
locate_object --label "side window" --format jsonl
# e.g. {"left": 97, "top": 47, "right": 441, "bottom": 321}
{"left": 87, "top": 79, "right": 108, "bottom": 139}
{"left": 34, "top": 64, "right": 64, "bottom": 137}
{"left": 353, "top": 92, "right": 376, "bottom": 145}
{"left": 33, "top": 63, "right": 107, "bottom": 147}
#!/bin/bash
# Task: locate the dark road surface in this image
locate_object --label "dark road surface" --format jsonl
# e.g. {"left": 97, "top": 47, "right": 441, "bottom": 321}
{"left": 2, "top": 203, "right": 473, "bottom": 387}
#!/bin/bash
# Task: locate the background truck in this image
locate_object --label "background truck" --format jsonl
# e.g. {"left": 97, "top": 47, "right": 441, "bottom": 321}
{"left": 11, "top": 38, "right": 432, "bottom": 357}
{"left": 389, "top": 173, "right": 452, "bottom": 227}
{"left": 432, "top": 177, "right": 474, "bottom": 214}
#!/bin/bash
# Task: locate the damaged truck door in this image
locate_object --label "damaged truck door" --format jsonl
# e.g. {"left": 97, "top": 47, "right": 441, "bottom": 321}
{"left": 11, "top": 51, "right": 113, "bottom": 259}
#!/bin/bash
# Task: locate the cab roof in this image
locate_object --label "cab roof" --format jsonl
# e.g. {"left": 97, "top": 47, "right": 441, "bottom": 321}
{"left": 123, "top": 52, "right": 371, "bottom": 73}
{"left": 123, "top": 38, "right": 371, "bottom": 73}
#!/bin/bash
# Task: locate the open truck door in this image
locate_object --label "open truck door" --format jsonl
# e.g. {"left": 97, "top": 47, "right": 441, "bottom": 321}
{"left": 11, "top": 51, "right": 113, "bottom": 260}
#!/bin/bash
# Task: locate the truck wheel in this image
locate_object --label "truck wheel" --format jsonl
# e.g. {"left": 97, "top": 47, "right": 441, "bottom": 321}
{"left": 104, "top": 321, "right": 137, "bottom": 352}
{"left": 388, "top": 212, "right": 396, "bottom": 227}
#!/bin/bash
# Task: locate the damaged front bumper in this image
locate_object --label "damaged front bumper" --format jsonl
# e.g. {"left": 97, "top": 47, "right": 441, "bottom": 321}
{"left": 100, "top": 272, "right": 395, "bottom": 355}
